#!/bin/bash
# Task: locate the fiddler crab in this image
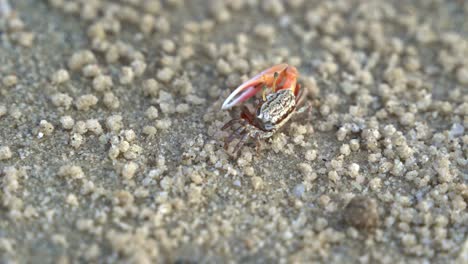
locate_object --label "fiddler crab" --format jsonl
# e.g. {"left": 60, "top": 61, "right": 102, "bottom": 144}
{"left": 221, "top": 63, "right": 308, "bottom": 154}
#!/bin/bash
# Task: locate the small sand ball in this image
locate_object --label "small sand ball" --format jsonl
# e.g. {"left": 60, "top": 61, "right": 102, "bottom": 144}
{"left": 293, "top": 183, "right": 305, "bottom": 198}
{"left": 66, "top": 194, "right": 79, "bottom": 207}
{"left": 81, "top": 3, "right": 99, "bottom": 20}
{"left": 161, "top": 39, "right": 176, "bottom": 53}
{"left": 180, "top": 45, "right": 194, "bottom": 59}
{"left": 9, "top": 106, "right": 21, "bottom": 119}
{"left": 242, "top": 166, "right": 254, "bottom": 177}
{"left": 297, "top": 163, "right": 312, "bottom": 176}
{"left": 315, "top": 217, "right": 328, "bottom": 231}
{"left": 344, "top": 196, "right": 379, "bottom": 231}
{"left": 304, "top": 149, "right": 317, "bottom": 161}
{"left": 14, "top": 32, "right": 35, "bottom": 47}
{"left": 70, "top": 133, "right": 84, "bottom": 149}
{"left": 60, "top": 116, "right": 75, "bottom": 130}
{"left": 58, "top": 165, "right": 85, "bottom": 180}
{"left": 108, "top": 146, "right": 120, "bottom": 159}
{"left": 190, "top": 173, "right": 203, "bottom": 185}
{"left": 328, "top": 170, "right": 340, "bottom": 183}
{"left": 68, "top": 50, "right": 96, "bottom": 71}
{"left": 173, "top": 78, "right": 193, "bottom": 95}
{"left": 0, "top": 104, "right": 7, "bottom": 118}
{"left": 143, "top": 78, "right": 160, "bottom": 97}
{"left": 435, "top": 156, "right": 454, "bottom": 183}
{"left": 143, "top": 0, "right": 161, "bottom": 14}
{"left": 119, "top": 67, "right": 134, "bottom": 84}
{"left": 369, "top": 178, "right": 382, "bottom": 191}
{"left": 87, "top": 22, "right": 105, "bottom": 40}
{"left": 145, "top": 106, "right": 159, "bottom": 119}
{"left": 401, "top": 233, "right": 417, "bottom": 247}
{"left": 286, "top": 0, "right": 304, "bottom": 9}
{"left": 262, "top": 0, "right": 284, "bottom": 17}
{"left": 320, "top": 104, "right": 331, "bottom": 117}
{"left": 86, "top": 119, "right": 103, "bottom": 135}
{"left": 121, "top": 162, "right": 138, "bottom": 180}
{"left": 340, "top": 144, "right": 351, "bottom": 156}
{"left": 0, "top": 146, "right": 12, "bottom": 160}
{"left": 3, "top": 166, "right": 19, "bottom": 192}
{"left": 186, "top": 94, "right": 206, "bottom": 105}
{"left": 75, "top": 94, "right": 98, "bottom": 111}
{"left": 254, "top": 24, "right": 275, "bottom": 41}
{"left": 103, "top": 92, "right": 120, "bottom": 109}
{"left": 336, "top": 127, "right": 349, "bottom": 141}
{"left": 105, "top": 46, "right": 119, "bottom": 63}
{"left": 251, "top": 176, "right": 263, "bottom": 190}
{"left": 39, "top": 120, "right": 55, "bottom": 137}
{"left": 123, "top": 130, "right": 136, "bottom": 142}
{"left": 349, "top": 139, "right": 360, "bottom": 151}
{"left": 7, "top": 16, "right": 25, "bottom": 31}
{"left": 51, "top": 69, "right": 70, "bottom": 84}
{"left": 319, "top": 61, "right": 338, "bottom": 76}
{"left": 140, "top": 14, "right": 155, "bottom": 34}
{"left": 211, "top": 6, "right": 231, "bottom": 23}
{"left": 73, "top": 121, "right": 87, "bottom": 134}
{"left": 216, "top": 59, "right": 232, "bottom": 75}
{"left": 51, "top": 93, "right": 73, "bottom": 109}
{"left": 82, "top": 64, "right": 101, "bottom": 78}
{"left": 456, "top": 67, "right": 468, "bottom": 84}
{"left": 118, "top": 141, "right": 130, "bottom": 152}
{"left": 399, "top": 112, "right": 415, "bottom": 127}
{"left": 92, "top": 75, "right": 113, "bottom": 92}
{"left": 156, "top": 67, "right": 174, "bottom": 83}
{"left": 113, "top": 190, "right": 134, "bottom": 206}
{"left": 318, "top": 195, "right": 331, "bottom": 208}
{"left": 348, "top": 163, "right": 360, "bottom": 178}
{"left": 106, "top": 115, "right": 123, "bottom": 132}
{"left": 155, "top": 16, "right": 170, "bottom": 34}
{"left": 155, "top": 119, "right": 171, "bottom": 130}
{"left": 131, "top": 60, "right": 147, "bottom": 77}
{"left": 167, "top": 0, "right": 183, "bottom": 8}
{"left": 143, "top": 126, "right": 157, "bottom": 136}
{"left": 158, "top": 91, "right": 175, "bottom": 114}
{"left": 175, "top": 104, "right": 190, "bottom": 113}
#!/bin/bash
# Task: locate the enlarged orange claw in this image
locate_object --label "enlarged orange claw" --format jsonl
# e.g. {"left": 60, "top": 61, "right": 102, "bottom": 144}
{"left": 222, "top": 63, "right": 298, "bottom": 110}
{"left": 221, "top": 85, "right": 263, "bottom": 110}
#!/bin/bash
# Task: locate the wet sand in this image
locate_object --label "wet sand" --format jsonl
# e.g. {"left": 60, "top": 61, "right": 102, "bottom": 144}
{"left": 0, "top": 0, "right": 467, "bottom": 263}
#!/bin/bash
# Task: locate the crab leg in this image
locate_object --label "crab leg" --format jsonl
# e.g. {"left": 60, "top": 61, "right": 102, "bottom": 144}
{"left": 224, "top": 126, "right": 246, "bottom": 149}
{"left": 221, "top": 64, "right": 290, "bottom": 110}
{"left": 221, "top": 118, "right": 243, "bottom": 130}
{"left": 234, "top": 132, "right": 249, "bottom": 153}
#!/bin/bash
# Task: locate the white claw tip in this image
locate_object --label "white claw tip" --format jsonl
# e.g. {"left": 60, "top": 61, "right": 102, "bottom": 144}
{"left": 221, "top": 101, "right": 232, "bottom": 110}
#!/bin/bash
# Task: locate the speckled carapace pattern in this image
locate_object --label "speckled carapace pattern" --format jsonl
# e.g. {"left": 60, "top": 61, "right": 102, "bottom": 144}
{"left": 0, "top": 0, "right": 467, "bottom": 263}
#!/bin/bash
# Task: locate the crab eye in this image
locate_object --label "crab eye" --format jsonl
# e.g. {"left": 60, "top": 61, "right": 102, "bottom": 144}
{"left": 263, "top": 122, "right": 274, "bottom": 131}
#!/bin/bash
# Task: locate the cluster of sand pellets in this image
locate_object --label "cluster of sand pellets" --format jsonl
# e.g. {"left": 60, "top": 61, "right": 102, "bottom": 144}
{"left": 0, "top": 0, "right": 467, "bottom": 263}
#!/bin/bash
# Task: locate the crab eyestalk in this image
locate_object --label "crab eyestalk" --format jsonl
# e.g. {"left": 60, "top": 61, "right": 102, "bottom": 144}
{"left": 262, "top": 86, "right": 267, "bottom": 101}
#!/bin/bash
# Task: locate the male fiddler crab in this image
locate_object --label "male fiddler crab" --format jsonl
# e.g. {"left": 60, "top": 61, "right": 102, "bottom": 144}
{"left": 221, "top": 63, "right": 307, "bottom": 154}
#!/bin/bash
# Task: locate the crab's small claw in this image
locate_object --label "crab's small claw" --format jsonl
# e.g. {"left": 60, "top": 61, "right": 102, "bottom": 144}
{"left": 222, "top": 64, "right": 291, "bottom": 110}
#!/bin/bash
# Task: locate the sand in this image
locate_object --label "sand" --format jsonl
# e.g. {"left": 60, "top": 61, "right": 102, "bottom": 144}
{"left": 0, "top": 0, "right": 467, "bottom": 263}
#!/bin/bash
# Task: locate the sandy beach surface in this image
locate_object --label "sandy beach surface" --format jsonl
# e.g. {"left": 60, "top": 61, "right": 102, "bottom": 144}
{"left": 0, "top": 0, "right": 467, "bottom": 263}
